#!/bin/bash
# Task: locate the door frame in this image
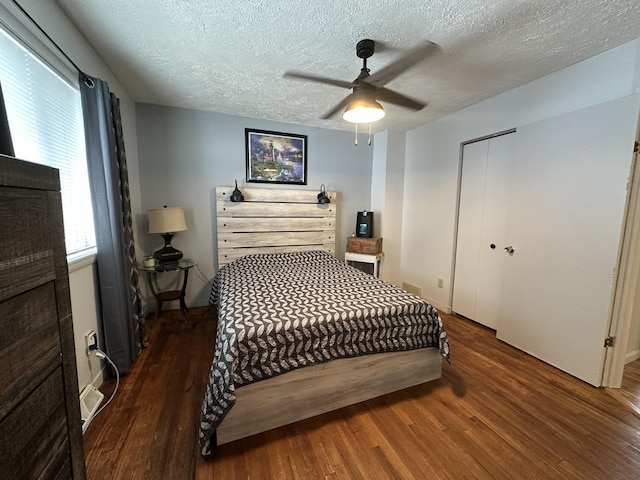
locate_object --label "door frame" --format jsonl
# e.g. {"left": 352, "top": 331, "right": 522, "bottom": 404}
{"left": 602, "top": 118, "right": 640, "bottom": 387}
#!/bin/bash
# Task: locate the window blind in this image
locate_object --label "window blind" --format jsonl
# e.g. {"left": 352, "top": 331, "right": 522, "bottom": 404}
{"left": 0, "top": 26, "right": 96, "bottom": 256}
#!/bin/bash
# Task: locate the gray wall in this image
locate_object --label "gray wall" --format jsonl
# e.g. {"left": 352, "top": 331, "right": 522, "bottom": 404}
{"left": 136, "top": 104, "right": 373, "bottom": 306}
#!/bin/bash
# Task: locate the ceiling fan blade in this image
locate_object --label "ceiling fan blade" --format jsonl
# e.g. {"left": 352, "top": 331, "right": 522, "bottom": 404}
{"left": 320, "top": 94, "right": 355, "bottom": 119}
{"left": 367, "top": 41, "right": 440, "bottom": 87}
{"left": 283, "top": 71, "right": 354, "bottom": 89}
{"left": 376, "top": 87, "right": 427, "bottom": 111}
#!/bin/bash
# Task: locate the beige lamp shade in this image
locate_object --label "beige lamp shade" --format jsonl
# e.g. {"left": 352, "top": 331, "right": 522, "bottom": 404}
{"left": 148, "top": 207, "right": 187, "bottom": 234}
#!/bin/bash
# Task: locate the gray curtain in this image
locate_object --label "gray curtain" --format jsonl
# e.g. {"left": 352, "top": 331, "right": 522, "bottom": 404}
{"left": 80, "top": 73, "right": 146, "bottom": 374}
{"left": 0, "top": 82, "right": 14, "bottom": 157}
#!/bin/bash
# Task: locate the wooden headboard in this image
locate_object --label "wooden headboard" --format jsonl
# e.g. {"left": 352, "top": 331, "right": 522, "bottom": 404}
{"left": 216, "top": 186, "right": 337, "bottom": 267}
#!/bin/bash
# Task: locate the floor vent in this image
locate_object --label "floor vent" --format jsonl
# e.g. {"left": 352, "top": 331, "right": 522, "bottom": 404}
{"left": 80, "top": 384, "right": 104, "bottom": 434}
{"left": 402, "top": 282, "right": 422, "bottom": 297}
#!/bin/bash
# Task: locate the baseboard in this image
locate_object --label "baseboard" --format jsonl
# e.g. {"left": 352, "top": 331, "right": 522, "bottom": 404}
{"left": 625, "top": 349, "right": 640, "bottom": 365}
{"left": 424, "top": 297, "right": 451, "bottom": 314}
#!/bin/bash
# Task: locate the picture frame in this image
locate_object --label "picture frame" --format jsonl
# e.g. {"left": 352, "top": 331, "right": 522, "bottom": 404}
{"left": 245, "top": 129, "right": 307, "bottom": 185}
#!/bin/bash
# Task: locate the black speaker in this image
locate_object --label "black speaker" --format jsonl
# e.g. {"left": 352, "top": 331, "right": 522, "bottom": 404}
{"left": 356, "top": 211, "right": 374, "bottom": 238}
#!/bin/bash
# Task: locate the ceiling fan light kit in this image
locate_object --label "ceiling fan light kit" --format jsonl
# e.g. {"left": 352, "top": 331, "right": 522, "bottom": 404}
{"left": 283, "top": 38, "right": 437, "bottom": 127}
{"left": 343, "top": 101, "right": 385, "bottom": 123}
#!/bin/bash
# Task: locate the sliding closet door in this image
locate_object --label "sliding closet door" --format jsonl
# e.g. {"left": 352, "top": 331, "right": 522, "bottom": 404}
{"left": 497, "top": 96, "right": 639, "bottom": 386}
{"left": 453, "top": 133, "right": 514, "bottom": 329}
{"left": 474, "top": 134, "right": 515, "bottom": 327}
{"left": 452, "top": 140, "right": 487, "bottom": 321}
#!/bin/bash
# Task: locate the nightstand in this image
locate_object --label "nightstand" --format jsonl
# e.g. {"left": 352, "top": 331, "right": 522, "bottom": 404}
{"left": 139, "top": 258, "right": 197, "bottom": 322}
{"left": 345, "top": 251, "right": 384, "bottom": 278}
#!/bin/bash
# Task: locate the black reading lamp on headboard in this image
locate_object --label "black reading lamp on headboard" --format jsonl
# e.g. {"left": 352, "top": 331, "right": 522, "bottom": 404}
{"left": 230, "top": 180, "right": 244, "bottom": 202}
{"left": 317, "top": 184, "right": 330, "bottom": 204}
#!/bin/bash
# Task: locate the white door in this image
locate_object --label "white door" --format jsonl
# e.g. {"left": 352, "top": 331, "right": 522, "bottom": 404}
{"left": 452, "top": 140, "right": 487, "bottom": 321}
{"left": 453, "top": 133, "right": 515, "bottom": 328}
{"left": 497, "top": 96, "right": 639, "bottom": 386}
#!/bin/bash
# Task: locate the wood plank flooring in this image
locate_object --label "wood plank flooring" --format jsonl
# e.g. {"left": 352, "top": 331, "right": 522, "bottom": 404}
{"left": 83, "top": 309, "right": 640, "bottom": 479}
{"left": 607, "top": 358, "right": 640, "bottom": 418}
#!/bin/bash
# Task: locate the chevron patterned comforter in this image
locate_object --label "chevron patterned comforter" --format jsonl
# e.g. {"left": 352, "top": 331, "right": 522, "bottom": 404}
{"left": 198, "top": 251, "right": 450, "bottom": 455}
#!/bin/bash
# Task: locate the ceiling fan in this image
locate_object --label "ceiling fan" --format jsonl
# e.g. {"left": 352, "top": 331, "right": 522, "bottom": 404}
{"left": 283, "top": 39, "right": 440, "bottom": 124}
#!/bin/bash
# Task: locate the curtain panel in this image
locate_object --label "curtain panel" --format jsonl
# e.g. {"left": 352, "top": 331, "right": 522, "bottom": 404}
{"left": 80, "top": 73, "right": 146, "bottom": 373}
{"left": 0, "top": 82, "right": 14, "bottom": 157}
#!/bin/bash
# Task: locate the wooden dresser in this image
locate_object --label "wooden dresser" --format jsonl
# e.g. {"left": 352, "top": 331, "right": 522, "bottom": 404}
{"left": 0, "top": 155, "right": 86, "bottom": 478}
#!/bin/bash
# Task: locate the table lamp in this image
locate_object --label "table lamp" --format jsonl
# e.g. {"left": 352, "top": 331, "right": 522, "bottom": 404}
{"left": 148, "top": 206, "right": 187, "bottom": 263}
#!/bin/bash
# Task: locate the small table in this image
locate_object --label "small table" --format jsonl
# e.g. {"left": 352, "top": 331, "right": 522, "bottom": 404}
{"left": 345, "top": 252, "right": 384, "bottom": 278}
{"left": 139, "top": 258, "right": 197, "bottom": 322}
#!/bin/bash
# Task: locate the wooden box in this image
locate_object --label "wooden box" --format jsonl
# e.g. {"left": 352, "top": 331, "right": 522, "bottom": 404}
{"left": 347, "top": 236, "right": 383, "bottom": 254}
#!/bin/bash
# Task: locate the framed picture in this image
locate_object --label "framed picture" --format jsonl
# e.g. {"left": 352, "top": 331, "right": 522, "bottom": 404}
{"left": 245, "top": 129, "right": 307, "bottom": 185}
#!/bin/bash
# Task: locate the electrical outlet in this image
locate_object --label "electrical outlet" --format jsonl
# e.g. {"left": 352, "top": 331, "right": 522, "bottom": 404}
{"left": 437, "top": 278, "right": 444, "bottom": 288}
{"left": 84, "top": 330, "right": 98, "bottom": 354}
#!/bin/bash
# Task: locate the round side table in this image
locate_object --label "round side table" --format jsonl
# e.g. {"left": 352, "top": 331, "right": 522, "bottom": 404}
{"left": 139, "top": 258, "right": 197, "bottom": 322}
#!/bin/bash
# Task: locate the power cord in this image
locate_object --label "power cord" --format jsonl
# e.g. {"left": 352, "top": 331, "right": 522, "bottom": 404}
{"left": 87, "top": 345, "right": 120, "bottom": 422}
{"left": 195, "top": 264, "right": 214, "bottom": 286}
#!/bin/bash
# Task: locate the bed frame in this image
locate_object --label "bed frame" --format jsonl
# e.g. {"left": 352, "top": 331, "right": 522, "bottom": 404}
{"left": 214, "top": 185, "right": 443, "bottom": 444}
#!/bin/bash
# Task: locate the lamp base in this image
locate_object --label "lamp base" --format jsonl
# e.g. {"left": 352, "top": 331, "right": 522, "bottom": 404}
{"left": 153, "top": 233, "right": 184, "bottom": 263}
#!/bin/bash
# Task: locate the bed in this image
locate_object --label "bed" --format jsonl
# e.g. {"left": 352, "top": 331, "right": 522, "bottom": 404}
{"left": 198, "top": 187, "right": 450, "bottom": 456}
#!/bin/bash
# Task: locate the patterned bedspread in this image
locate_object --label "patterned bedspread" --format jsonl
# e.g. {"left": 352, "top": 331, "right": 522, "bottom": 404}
{"left": 198, "top": 251, "right": 450, "bottom": 455}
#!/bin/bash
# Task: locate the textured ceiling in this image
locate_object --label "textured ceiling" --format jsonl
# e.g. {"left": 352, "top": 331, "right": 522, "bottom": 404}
{"left": 54, "top": 0, "right": 640, "bottom": 133}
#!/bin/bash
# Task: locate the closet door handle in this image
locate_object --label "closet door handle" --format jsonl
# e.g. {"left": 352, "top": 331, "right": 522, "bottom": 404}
{"left": 504, "top": 245, "right": 515, "bottom": 254}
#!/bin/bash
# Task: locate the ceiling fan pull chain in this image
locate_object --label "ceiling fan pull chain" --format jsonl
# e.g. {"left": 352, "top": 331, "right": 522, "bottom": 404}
{"left": 355, "top": 122, "right": 358, "bottom": 146}
{"left": 368, "top": 123, "right": 372, "bottom": 146}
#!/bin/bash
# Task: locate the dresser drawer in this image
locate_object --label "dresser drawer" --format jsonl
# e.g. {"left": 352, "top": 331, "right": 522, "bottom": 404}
{"left": 0, "top": 187, "right": 57, "bottom": 303}
{"left": 0, "top": 282, "right": 61, "bottom": 419}
{"left": 0, "top": 367, "right": 71, "bottom": 479}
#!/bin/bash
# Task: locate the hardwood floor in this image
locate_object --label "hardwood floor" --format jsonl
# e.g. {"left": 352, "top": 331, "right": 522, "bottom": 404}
{"left": 84, "top": 309, "right": 640, "bottom": 479}
{"left": 83, "top": 307, "right": 216, "bottom": 479}
{"left": 607, "top": 358, "right": 640, "bottom": 418}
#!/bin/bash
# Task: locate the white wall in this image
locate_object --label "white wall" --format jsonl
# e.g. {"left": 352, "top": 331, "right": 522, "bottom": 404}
{"left": 135, "top": 105, "right": 373, "bottom": 306}
{"left": 6, "top": 0, "right": 143, "bottom": 390}
{"left": 402, "top": 38, "right": 640, "bottom": 312}
{"left": 69, "top": 258, "right": 103, "bottom": 387}
{"left": 371, "top": 130, "right": 406, "bottom": 286}
{"left": 370, "top": 131, "right": 387, "bottom": 238}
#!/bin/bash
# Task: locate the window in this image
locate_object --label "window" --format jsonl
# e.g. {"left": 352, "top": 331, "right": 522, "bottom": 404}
{"left": 0, "top": 25, "right": 96, "bottom": 257}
